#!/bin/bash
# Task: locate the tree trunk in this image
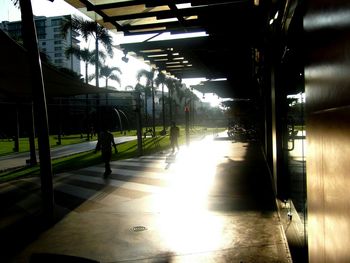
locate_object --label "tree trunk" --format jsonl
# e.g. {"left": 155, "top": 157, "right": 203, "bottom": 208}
{"left": 169, "top": 89, "right": 173, "bottom": 123}
{"left": 162, "top": 83, "right": 165, "bottom": 132}
{"left": 95, "top": 28, "right": 100, "bottom": 131}
{"left": 13, "top": 105, "right": 20, "bottom": 152}
{"left": 95, "top": 30, "right": 99, "bottom": 88}
{"left": 105, "top": 79, "right": 109, "bottom": 105}
{"left": 85, "top": 62, "right": 88, "bottom": 84}
{"left": 28, "top": 103, "right": 37, "bottom": 165}
{"left": 57, "top": 98, "right": 62, "bottom": 145}
{"left": 144, "top": 92, "right": 148, "bottom": 128}
{"left": 151, "top": 81, "right": 156, "bottom": 137}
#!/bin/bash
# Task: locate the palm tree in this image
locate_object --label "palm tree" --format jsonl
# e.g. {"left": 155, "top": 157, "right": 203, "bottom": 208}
{"left": 62, "top": 16, "right": 113, "bottom": 88}
{"left": 134, "top": 83, "right": 150, "bottom": 125}
{"left": 155, "top": 72, "right": 167, "bottom": 133}
{"left": 136, "top": 68, "right": 157, "bottom": 136}
{"left": 65, "top": 46, "right": 107, "bottom": 84}
{"left": 182, "top": 87, "right": 199, "bottom": 128}
{"left": 172, "top": 79, "right": 185, "bottom": 120}
{"left": 99, "top": 66, "right": 122, "bottom": 88}
{"left": 89, "top": 65, "right": 122, "bottom": 105}
{"left": 165, "top": 78, "right": 176, "bottom": 124}
{"left": 65, "top": 47, "right": 107, "bottom": 138}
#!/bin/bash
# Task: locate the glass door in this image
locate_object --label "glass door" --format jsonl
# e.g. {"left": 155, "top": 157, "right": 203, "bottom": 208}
{"left": 285, "top": 92, "right": 308, "bottom": 262}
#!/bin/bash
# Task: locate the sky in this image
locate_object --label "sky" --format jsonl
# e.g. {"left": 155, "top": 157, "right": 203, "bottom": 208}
{"left": 0, "top": 0, "right": 222, "bottom": 106}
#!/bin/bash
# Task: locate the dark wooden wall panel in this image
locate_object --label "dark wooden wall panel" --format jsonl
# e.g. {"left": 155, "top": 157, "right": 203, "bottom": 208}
{"left": 305, "top": 1, "right": 350, "bottom": 262}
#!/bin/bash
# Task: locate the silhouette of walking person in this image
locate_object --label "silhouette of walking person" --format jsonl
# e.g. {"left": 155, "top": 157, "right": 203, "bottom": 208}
{"left": 95, "top": 128, "right": 118, "bottom": 177}
{"left": 169, "top": 121, "right": 180, "bottom": 152}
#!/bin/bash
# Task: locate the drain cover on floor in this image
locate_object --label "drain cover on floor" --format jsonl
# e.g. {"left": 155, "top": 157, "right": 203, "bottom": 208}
{"left": 132, "top": 226, "right": 147, "bottom": 232}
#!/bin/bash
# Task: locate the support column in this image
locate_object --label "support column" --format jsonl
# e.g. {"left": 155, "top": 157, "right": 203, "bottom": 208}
{"left": 20, "top": 0, "right": 54, "bottom": 224}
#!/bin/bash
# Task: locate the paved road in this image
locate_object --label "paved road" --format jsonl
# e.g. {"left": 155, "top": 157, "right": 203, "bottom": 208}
{"left": 0, "top": 136, "right": 136, "bottom": 172}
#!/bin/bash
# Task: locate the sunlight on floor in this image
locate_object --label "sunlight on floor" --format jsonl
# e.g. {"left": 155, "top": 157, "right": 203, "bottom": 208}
{"left": 153, "top": 137, "right": 235, "bottom": 253}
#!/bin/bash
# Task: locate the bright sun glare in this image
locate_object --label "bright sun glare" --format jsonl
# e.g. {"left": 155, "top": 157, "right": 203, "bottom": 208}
{"left": 153, "top": 137, "right": 228, "bottom": 253}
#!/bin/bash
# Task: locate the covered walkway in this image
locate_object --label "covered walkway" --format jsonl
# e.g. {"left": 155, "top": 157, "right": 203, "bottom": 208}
{"left": 3, "top": 132, "right": 291, "bottom": 262}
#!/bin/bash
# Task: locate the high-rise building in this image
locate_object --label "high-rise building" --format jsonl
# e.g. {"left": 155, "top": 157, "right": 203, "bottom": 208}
{"left": 0, "top": 15, "right": 80, "bottom": 75}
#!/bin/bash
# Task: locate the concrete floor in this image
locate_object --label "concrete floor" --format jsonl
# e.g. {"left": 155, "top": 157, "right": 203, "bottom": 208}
{"left": 4, "top": 134, "right": 292, "bottom": 263}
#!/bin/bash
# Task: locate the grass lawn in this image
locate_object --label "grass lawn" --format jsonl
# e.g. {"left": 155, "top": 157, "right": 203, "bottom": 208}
{"left": 0, "top": 130, "right": 138, "bottom": 157}
{"left": 0, "top": 126, "right": 225, "bottom": 183}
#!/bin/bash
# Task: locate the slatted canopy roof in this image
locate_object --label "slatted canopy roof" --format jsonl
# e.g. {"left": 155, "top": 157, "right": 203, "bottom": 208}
{"left": 65, "top": 0, "right": 274, "bottom": 99}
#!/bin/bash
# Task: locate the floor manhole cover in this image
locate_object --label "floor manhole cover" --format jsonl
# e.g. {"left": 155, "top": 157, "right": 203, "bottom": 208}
{"left": 132, "top": 226, "right": 147, "bottom": 232}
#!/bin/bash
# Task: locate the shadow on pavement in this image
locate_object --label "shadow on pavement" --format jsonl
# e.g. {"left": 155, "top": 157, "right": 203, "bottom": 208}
{"left": 208, "top": 141, "right": 276, "bottom": 213}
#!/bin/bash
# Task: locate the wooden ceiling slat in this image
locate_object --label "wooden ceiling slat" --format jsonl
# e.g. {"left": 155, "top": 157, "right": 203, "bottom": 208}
{"left": 123, "top": 27, "right": 203, "bottom": 36}
{"left": 102, "top": 5, "right": 169, "bottom": 17}
{"left": 126, "top": 17, "right": 178, "bottom": 26}
{"left": 121, "top": 37, "right": 209, "bottom": 51}
{"left": 92, "top": 0, "right": 190, "bottom": 10}
{"left": 123, "top": 29, "right": 166, "bottom": 36}
{"left": 104, "top": 6, "right": 203, "bottom": 22}
{"left": 90, "top": 0, "right": 244, "bottom": 10}
{"left": 120, "top": 18, "right": 201, "bottom": 34}
{"left": 122, "top": 21, "right": 184, "bottom": 30}
{"left": 78, "top": 0, "right": 124, "bottom": 31}
{"left": 88, "top": 0, "right": 146, "bottom": 10}
{"left": 191, "top": 0, "right": 248, "bottom": 7}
